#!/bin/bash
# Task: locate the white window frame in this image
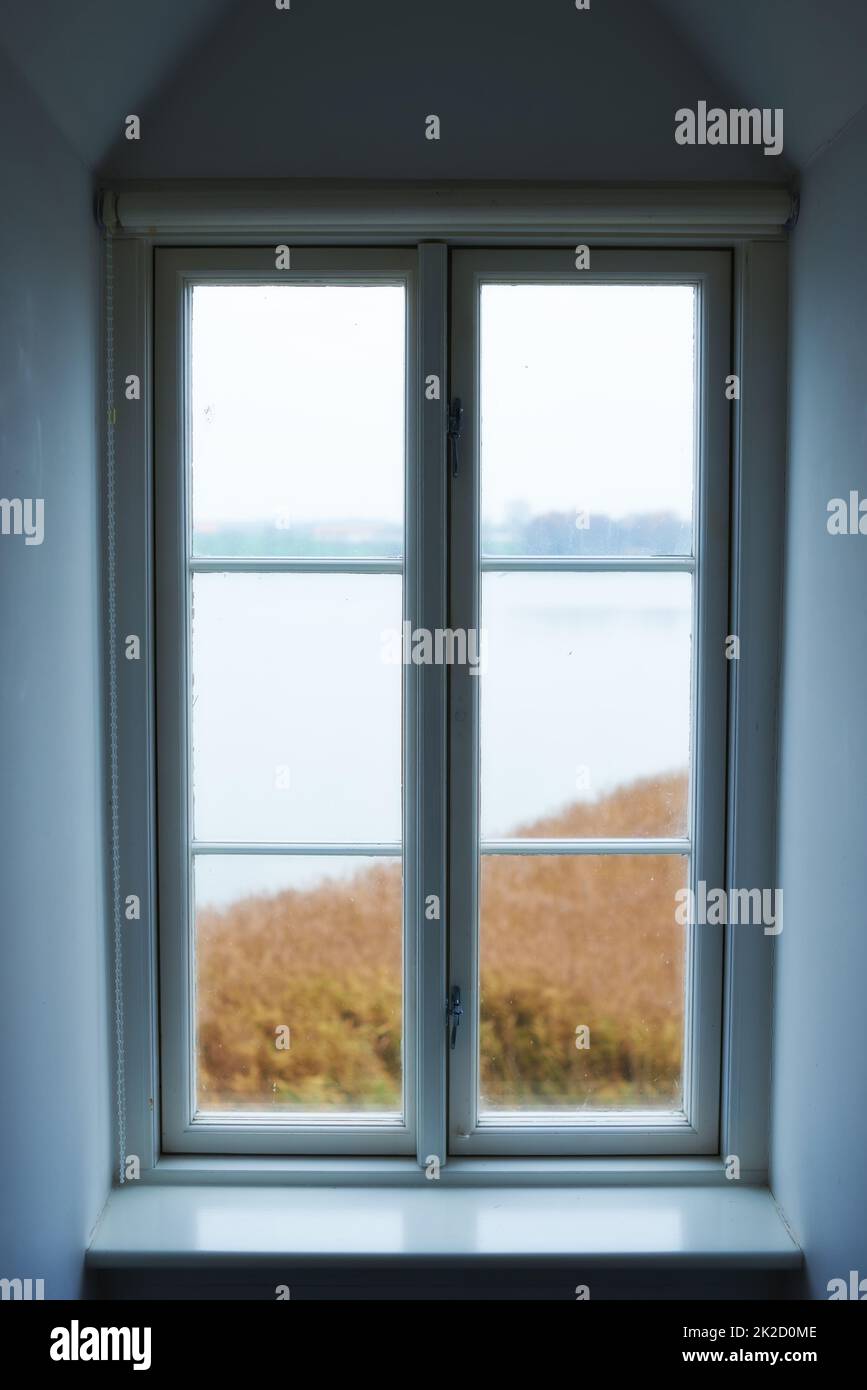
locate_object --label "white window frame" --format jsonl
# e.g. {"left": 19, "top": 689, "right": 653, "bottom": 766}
{"left": 154, "top": 248, "right": 429, "bottom": 1155}
{"left": 102, "top": 184, "right": 788, "bottom": 1185}
{"left": 448, "top": 248, "right": 730, "bottom": 1155}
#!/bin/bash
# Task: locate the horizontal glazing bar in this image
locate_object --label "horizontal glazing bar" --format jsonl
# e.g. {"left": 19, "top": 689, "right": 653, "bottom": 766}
{"left": 189, "top": 557, "right": 403, "bottom": 574}
{"left": 480, "top": 838, "right": 690, "bottom": 856}
{"left": 192, "top": 1113, "right": 407, "bottom": 1129}
{"left": 476, "top": 1111, "right": 690, "bottom": 1129}
{"left": 480, "top": 556, "right": 695, "bottom": 573}
{"left": 192, "top": 841, "right": 403, "bottom": 856}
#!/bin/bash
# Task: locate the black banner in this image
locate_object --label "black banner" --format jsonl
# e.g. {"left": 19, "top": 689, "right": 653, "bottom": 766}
{"left": 2, "top": 1298, "right": 862, "bottom": 1375}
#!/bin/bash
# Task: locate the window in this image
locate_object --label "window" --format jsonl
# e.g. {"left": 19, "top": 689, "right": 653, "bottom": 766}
{"left": 154, "top": 244, "right": 731, "bottom": 1158}
{"left": 156, "top": 250, "right": 418, "bottom": 1154}
{"left": 448, "top": 251, "right": 730, "bottom": 1155}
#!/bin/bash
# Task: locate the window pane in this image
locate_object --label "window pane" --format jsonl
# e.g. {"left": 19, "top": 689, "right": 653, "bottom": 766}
{"left": 480, "top": 283, "right": 695, "bottom": 556}
{"left": 480, "top": 572, "right": 692, "bottom": 839}
{"left": 479, "top": 854, "right": 687, "bottom": 1114}
{"left": 194, "top": 855, "right": 403, "bottom": 1115}
{"left": 191, "top": 572, "right": 402, "bottom": 842}
{"left": 190, "top": 284, "right": 405, "bottom": 557}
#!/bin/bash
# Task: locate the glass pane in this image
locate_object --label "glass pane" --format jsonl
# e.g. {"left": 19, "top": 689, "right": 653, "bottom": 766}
{"left": 191, "top": 284, "right": 405, "bottom": 557}
{"left": 195, "top": 855, "right": 403, "bottom": 1115}
{"left": 480, "top": 283, "right": 695, "bottom": 556}
{"left": 191, "top": 572, "right": 402, "bottom": 842}
{"left": 479, "top": 854, "right": 687, "bottom": 1114}
{"left": 480, "top": 572, "right": 691, "bottom": 839}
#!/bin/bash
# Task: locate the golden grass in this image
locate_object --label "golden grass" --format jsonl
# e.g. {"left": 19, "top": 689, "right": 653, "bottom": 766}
{"left": 196, "top": 772, "right": 687, "bottom": 1113}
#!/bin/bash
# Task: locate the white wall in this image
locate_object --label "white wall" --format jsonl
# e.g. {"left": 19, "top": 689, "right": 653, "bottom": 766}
{"left": 0, "top": 49, "right": 111, "bottom": 1299}
{"left": 772, "top": 106, "right": 867, "bottom": 1299}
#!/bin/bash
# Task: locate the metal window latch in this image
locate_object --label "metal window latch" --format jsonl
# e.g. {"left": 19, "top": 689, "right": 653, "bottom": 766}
{"left": 447, "top": 985, "right": 463, "bottom": 1050}
{"left": 447, "top": 398, "right": 463, "bottom": 478}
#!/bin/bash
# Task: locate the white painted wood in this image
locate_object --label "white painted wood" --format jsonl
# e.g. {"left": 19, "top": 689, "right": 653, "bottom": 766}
{"left": 190, "top": 557, "right": 402, "bottom": 573}
{"left": 154, "top": 247, "right": 419, "bottom": 1155}
{"left": 115, "top": 221, "right": 786, "bottom": 1180}
{"left": 413, "top": 243, "right": 450, "bottom": 1170}
{"left": 87, "top": 1183, "right": 801, "bottom": 1268}
{"left": 191, "top": 842, "right": 401, "bottom": 857}
{"left": 447, "top": 248, "right": 730, "bottom": 1156}
{"left": 722, "top": 242, "right": 789, "bottom": 1175}
{"left": 481, "top": 556, "right": 695, "bottom": 572}
{"left": 111, "top": 236, "right": 160, "bottom": 1176}
{"left": 480, "top": 839, "right": 691, "bottom": 856}
{"left": 136, "top": 1155, "right": 750, "bottom": 1188}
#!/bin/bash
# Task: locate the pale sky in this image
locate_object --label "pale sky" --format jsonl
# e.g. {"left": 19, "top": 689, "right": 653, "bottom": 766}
{"left": 190, "top": 280, "right": 696, "bottom": 540}
{"left": 481, "top": 282, "right": 695, "bottom": 530}
{"left": 191, "top": 284, "right": 406, "bottom": 532}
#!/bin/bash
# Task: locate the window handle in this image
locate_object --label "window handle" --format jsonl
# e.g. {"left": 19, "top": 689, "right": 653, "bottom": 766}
{"left": 447, "top": 398, "right": 463, "bottom": 477}
{"left": 447, "top": 985, "right": 463, "bottom": 1050}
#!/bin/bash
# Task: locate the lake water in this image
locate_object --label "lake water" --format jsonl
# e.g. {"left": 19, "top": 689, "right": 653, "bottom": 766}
{"left": 192, "top": 569, "right": 692, "bottom": 909}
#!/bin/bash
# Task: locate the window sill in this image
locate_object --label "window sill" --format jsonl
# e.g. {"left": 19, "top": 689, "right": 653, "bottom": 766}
{"left": 87, "top": 1181, "right": 800, "bottom": 1272}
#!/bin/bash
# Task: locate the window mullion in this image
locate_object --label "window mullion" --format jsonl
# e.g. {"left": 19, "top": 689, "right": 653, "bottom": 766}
{"left": 412, "top": 243, "right": 450, "bottom": 1169}
{"left": 447, "top": 253, "right": 482, "bottom": 1150}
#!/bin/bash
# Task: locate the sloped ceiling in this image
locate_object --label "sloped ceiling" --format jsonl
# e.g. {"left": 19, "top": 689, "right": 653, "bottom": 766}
{"left": 654, "top": 0, "right": 867, "bottom": 169}
{"left": 94, "top": 0, "right": 779, "bottom": 181}
{"left": 0, "top": 0, "right": 236, "bottom": 166}
{"left": 1, "top": 0, "right": 865, "bottom": 177}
